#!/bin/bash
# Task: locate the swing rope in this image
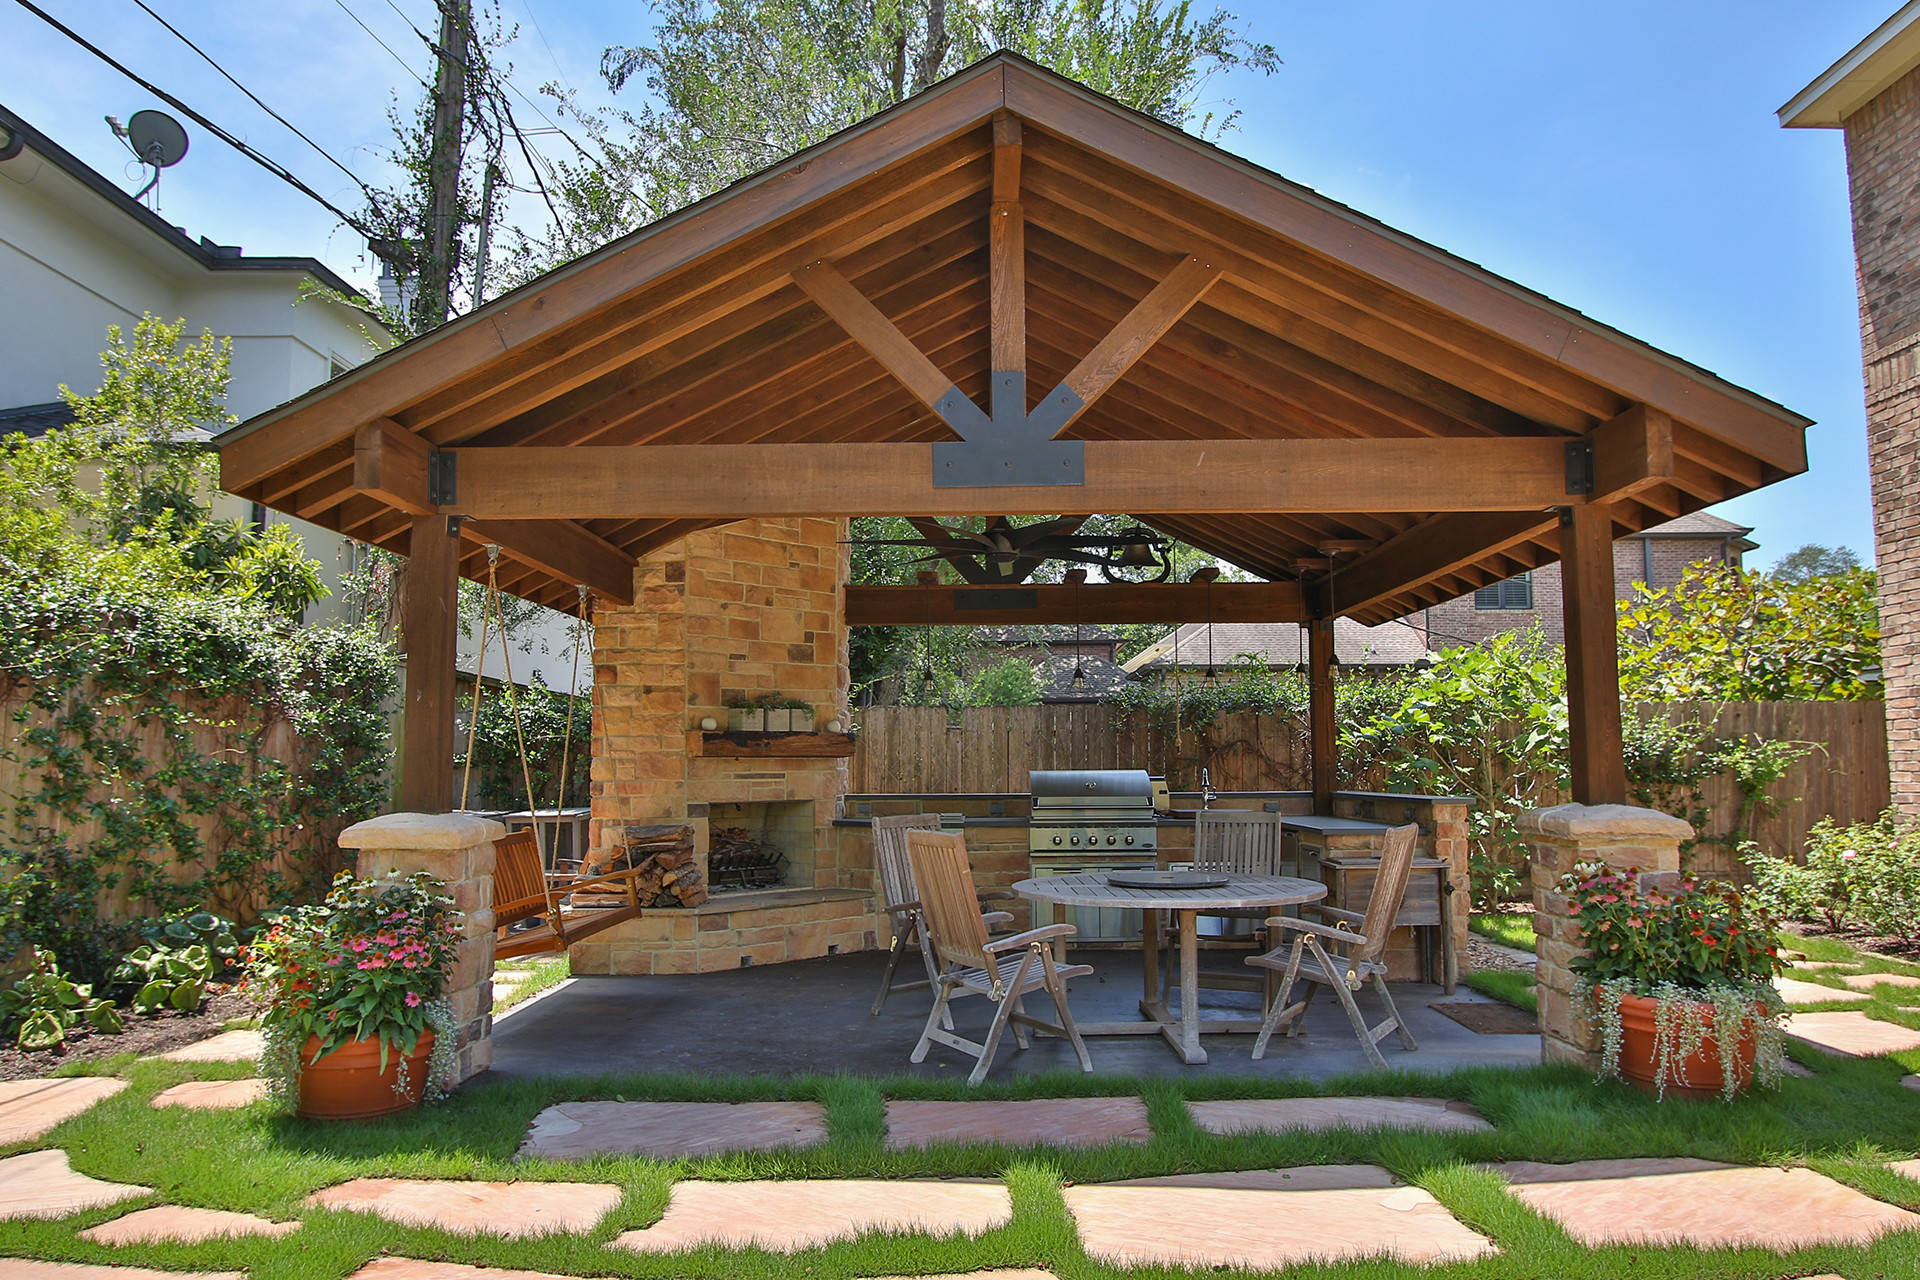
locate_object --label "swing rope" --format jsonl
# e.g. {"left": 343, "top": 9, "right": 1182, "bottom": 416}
{"left": 457, "top": 556, "right": 495, "bottom": 813}
{"left": 548, "top": 584, "right": 589, "bottom": 844}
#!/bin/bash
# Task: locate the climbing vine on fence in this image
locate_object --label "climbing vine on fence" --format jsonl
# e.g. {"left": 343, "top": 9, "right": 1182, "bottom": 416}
{"left": 0, "top": 575, "right": 395, "bottom": 982}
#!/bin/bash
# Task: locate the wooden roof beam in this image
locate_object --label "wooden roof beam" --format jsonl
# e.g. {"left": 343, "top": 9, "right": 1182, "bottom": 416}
{"left": 442, "top": 435, "right": 1592, "bottom": 519}
{"left": 847, "top": 579, "right": 1304, "bottom": 626}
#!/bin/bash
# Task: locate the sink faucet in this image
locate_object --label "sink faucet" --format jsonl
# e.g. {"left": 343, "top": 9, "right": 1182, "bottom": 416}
{"left": 1200, "top": 768, "right": 1217, "bottom": 810}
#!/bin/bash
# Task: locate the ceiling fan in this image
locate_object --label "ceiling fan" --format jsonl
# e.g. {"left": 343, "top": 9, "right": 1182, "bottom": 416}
{"left": 848, "top": 516, "right": 1173, "bottom": 585}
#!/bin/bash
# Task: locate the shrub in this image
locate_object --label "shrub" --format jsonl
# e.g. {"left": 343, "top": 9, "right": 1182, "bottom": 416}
{"left": 1744, "top": 809, "right": 1920, "bottom": 946}
{"left": 112, "top": 943, "right": 213, "bottom": 1015}
{"left": 1, "top": 949, "right": 122, "bottom": 1050}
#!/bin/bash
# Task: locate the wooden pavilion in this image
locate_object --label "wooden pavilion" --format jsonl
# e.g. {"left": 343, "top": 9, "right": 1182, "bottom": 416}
{"left": 215, "top": 54, "right": 1809, "bottom": 820}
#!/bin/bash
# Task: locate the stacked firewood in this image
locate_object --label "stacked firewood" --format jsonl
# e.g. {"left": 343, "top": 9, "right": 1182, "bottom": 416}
{"left": 609, "top": 823, "right": 706, "bottom": 909}
{"left": 708, "top": 826, "right": 789, "bottom": 889}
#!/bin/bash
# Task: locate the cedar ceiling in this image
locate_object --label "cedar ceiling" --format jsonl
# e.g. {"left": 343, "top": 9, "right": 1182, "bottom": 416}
{"left": 217, "top": 54, "right": 1809, "bottom": 622}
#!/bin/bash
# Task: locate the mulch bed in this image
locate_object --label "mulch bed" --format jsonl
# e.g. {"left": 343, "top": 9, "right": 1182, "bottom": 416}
{"left": 1787, "top": 920, "right": 1920, "bottom": 965}
{"left": 0, "top": 988, "right": 253, "bottom": 1083}
{"left": 1465, "top": 936, "right": 1535, "bottom": 974}
{"left": 1430, "top": 1000, "right": 1537, "bottom": 1035}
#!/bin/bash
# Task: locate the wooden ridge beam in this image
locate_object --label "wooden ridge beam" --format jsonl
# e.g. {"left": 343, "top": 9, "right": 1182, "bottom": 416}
{"left": 847, "top": 580, "right": 1305, "bottom": 626}
{"left": 441, "top": 436, "right": 1596, "bottom": 519}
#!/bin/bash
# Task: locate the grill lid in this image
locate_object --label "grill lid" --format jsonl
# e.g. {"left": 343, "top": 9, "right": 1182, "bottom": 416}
{"left": 1029, "top": 769, "right": 1154, "bottom": 809}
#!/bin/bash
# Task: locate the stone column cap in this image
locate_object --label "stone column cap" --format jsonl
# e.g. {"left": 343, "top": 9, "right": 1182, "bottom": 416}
{"left": 339, "top": 812, "right": 507, "bottom": 850}
{"left": 1518, "top": 803, "right": 1693, "bottom": 840}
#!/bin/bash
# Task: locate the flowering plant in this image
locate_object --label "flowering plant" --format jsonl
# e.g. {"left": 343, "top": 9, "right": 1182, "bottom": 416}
{"left": 244, "top": 869, "right": 462, "bottom": 1103}
{"left": 1566, "top": 866, "right": 1782, "bottom": 992}
{"left": 1560, "top": 864, "right": 1785, "bottom": 1100}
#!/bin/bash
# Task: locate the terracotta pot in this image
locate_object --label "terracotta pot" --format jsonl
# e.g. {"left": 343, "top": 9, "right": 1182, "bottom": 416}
{"left": 1611, "top": 991, "right": 1759, "bottom": 1101}
{"left": 296, "top": 1031, "right": 434, "bottom": 1120}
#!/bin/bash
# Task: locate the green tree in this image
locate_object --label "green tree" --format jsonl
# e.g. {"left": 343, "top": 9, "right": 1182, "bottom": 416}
{"left": 1617, "top": 562, "right": 1881, "bottom": 702}
{"left": 967, "top": 655, "right": 1044, "bottom": 705}
{"left": 1768, "top": 542, "right": 1863, "bottom": 585}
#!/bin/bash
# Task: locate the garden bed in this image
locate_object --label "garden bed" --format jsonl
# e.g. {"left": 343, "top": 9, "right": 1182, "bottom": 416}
{"left": 0, "top": 988, "right": 250, "bottom": 1082}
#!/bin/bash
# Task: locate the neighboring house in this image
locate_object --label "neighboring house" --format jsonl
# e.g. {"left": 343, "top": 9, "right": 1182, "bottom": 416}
{"left": 1422, "top": 512, "right": 1758, "bottom": 648}
{"left": 1124, "top": 616, "right": 1433, "bottom": 678}
{"left": 0, "top": 101, "right": 583, "bottom": 692}
{"left": 1783, "top": 1, "right": 1920, "bottom": 815}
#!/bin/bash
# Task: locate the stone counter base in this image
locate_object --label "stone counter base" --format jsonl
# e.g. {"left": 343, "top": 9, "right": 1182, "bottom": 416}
{"left": 567, "top": 888, "right": 875, "bottom": 975}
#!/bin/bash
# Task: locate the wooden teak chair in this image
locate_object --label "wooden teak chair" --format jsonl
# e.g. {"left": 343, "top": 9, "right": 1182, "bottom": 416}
{"left": 869, "top": 814, "right": 1016, "bottom": 1019}
{"left": 491, "top": 830, "right": 651, "bottom": 959}
{"left": 1245, "top": 822, "right": 1421, "bottom": 1069}
{"left": 906, "top": 829, "right": 1095, "bottom": 1085}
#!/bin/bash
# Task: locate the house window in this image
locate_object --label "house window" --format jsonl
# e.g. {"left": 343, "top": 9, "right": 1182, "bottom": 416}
{"left": 1474, "top": 571, "right": 1533, "bottom": 611}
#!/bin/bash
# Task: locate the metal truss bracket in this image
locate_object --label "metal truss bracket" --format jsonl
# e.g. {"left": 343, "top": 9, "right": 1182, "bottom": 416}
{"left": 428, "top": 448, "right": 457, "bottom": 507}
{"left": 1564, "top": 439, "right": 1595, "bottom": 496}
{"left": 931, "top": 371, "right": 1087, "bottom": 488}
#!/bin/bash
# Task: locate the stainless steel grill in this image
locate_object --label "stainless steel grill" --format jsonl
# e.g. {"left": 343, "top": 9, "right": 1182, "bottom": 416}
{"left": 1026, "top": 769, "right": 1159, "bottom": 856}
{"left": 1028, "top": 770, "right": 1158, "bottom": 944}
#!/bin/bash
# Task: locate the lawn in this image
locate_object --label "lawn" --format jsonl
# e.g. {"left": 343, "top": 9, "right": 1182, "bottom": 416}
{"left": 9, "top": 932, "right": 1920, "bottom": 1279}
{"left": 1468, "top": 912, "right": 1534, "bottom": 953}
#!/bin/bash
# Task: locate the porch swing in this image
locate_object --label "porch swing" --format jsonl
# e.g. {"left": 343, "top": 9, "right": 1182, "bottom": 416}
{"left": 463, "top": 547, "right": 648, "bottom": 959}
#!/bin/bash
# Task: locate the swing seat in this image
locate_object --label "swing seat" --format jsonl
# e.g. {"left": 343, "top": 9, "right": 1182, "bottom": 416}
{"left": 492, "top": 831, "right": 647, "bottom": 959}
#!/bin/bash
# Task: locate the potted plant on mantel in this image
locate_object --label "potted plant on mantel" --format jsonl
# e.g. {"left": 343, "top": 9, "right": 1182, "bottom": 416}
{"left": 774, "top": 697, "right": 816, "bottom": 734}
{"left": 724, "top": 695, "right": 766, "bottom": 733}
{"left": 246, "top": 869, "right": 462, "bottom": 1119}
{"left": 1561, "top": 863, "right": 1786, "bottom": 1102}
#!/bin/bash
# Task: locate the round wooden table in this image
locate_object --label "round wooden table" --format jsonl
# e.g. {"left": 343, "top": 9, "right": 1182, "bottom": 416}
{"left": 1011, "top": 872, "right": 1327, "bottom": 1065}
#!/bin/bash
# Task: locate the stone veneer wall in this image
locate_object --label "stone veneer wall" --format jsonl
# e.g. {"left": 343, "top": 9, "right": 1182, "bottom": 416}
{"left": 1843, "top": 65, "right": 1920, "bottom": 816}
{"left": 575, "top": 517, "right": 863, "bottom": 975}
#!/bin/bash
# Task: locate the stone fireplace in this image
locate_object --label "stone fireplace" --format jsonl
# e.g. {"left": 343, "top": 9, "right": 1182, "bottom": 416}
{"left": 567, "top": 517, "right": 875, "bottom": 975}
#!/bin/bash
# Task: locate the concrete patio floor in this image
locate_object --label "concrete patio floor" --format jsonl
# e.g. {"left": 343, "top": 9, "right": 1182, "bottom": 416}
{"left": 491, "top": 948, "right": 1539, "bottom": 1080}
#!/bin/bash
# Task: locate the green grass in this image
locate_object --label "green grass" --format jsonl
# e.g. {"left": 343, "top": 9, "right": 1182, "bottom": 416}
{"left": 12, "top": 928, "right": 1920, "bottom": 1278}
{"left": 493, "top": 954, "right": 571, "bottom": 1013}
{"left": 1468, "top": 912, "right": 1534, "bottom": 952}
{"left": 1463, "top": 968, "right": 1538, "bottom": 1015}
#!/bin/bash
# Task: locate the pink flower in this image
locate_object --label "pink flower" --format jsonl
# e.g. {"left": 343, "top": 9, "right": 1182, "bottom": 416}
{"left": 349, "top": 939, "right": 369, "bottom": 952}
{"left": 405, "top": 992, "right": 422, "bottom": 1008}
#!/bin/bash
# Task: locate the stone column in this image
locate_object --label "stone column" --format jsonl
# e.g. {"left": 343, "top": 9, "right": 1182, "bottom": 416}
{"left": 338, "top": 812, "right": 503, "bottom": 1083}
{"left": 1522, "top": 803, "right": 1692, "bottom": 1068}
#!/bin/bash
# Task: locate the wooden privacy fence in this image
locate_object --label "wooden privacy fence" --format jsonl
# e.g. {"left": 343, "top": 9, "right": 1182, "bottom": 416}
{"left": 848, "top": 701, "right": 1890, "bottom": 862}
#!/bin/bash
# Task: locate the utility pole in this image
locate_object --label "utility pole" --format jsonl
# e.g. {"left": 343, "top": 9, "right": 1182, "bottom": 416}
{"left": 423, "top": 0, "right": 470, "bottom": 329}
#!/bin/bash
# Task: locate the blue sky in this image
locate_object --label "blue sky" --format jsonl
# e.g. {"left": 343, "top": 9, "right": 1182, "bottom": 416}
{"left": 4, "top": 0, "right": 1889, "bottom": 568}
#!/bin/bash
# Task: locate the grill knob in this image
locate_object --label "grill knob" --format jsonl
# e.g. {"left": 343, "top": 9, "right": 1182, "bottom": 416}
{"left": 1125, "top": 835, "right": 1135, "bottom": 845}
{"left": 1070, "top": 834, "right": 1081, "bottom": 846}
{"left": 1107, "top": 834, "right": 1117, "bottom": 845}
{"left": 1052, "top": 834, "right": 1062, "bottom": 846}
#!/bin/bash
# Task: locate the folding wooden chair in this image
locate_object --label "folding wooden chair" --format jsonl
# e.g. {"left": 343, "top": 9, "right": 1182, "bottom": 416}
{"left": 1246, "top": 822, "right": 1421, "bottom": 1068}
{"left": 906, "top": 829, "right": 1095, "bottom": 1085}
{"left": 869, "top": 814, "right": 1015, "bottom": 1019}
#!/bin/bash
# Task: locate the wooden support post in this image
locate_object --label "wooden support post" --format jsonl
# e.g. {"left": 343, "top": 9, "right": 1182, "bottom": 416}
{"left": 400, "top": 514, "right": 461, "bottom": 812}
{"left": 1309, "top": 618, "right": 1336, "bottom": 815}
{"left": 1560, "top": 503, "right": 1627, "bottom": 805}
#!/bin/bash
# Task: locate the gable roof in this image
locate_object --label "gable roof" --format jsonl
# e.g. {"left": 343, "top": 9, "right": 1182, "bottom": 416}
{"left": 1780, "top": 2, "right": 1920, "bottom": 128}
{"left": 1126, "top": 617, "right": 1433, "bottom": 672}
{"left": 212, "top": 53, "right": 1809, "bottom": 618}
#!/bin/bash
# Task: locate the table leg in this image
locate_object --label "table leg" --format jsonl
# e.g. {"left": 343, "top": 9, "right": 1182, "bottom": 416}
{"left": 1172, "top": 908, "right": 1207, "bottom": 1065}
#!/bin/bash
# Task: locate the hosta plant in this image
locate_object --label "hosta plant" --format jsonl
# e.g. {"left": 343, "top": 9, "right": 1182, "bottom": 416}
{"left": 1562, "top": 863, "right": 1786, "bottom": 1101}
{"left": 1, "top": 948, "right": 122, "bottom": 1050}
{"left": 113, "top": 943, "right": 212, "bottom": 1015}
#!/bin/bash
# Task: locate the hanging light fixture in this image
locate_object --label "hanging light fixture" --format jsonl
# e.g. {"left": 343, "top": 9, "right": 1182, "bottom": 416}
{"left": 1190, "top": 566, "right": 1221, "bottom": 686}
{"left": 918, "top": 569, "right": 937, "bottom": 694}
{"left": 1068, "top": 569, "right": 1087, "bottom": 690}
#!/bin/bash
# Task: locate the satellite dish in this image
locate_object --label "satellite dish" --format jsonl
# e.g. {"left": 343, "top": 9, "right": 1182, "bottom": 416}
{"left": 126, "top": 110, "right": 188, "bottom": 168}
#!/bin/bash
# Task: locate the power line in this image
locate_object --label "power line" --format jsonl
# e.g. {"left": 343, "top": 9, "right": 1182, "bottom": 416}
{"left": 130, "top": 0, "right": 379, "bottom": 202}
{"left": 14, "top": 0, "right": 379, "bottom": 239}
{"left": 329, "top": 0, "right": 432, "bottom": 90}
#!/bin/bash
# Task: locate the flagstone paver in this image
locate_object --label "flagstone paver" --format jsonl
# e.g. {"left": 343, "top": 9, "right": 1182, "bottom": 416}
{"left": 150, "top": 1079, "right": 270, "bottom": 1110}
{"left": 1785, "top": 1012, "right": 1920, "bottom": 1057}
{"left": 0, "top": 1149, "right": 149, "bottom": 1220}
{"left": 884, "top": 1097, "right": 1151, "bottom": 1150}
{"left": 346, "top": 1262, "right": 600, "bottom": 1280}
{"left": 862, "top": 1273, "right": 1060, "bottom": 1280}
{"left": 0, "top": 1077, "right": 127, "bottom": 1144}
{"left": 153, "top": 1029, "right": 262, "bottom": 1063}
{"left": 1187, "top": 1096, "right": 1491, "bottom": 1137}
{"left": 307, "top": 1177, "right": 621, "bottom": 1237}
{"left": 612, "top": 1179, "right": 1012, "bottom": 1253}
{"left": 1494, "top": 1158, "right": 1920, "bottom": 1249}
{"left": 1773, "top": 977, "right": 1870, "bottom": 1005}
{"left": 1842, "top": 972, "right": 1920, "bottom": 991}
{"left": 79, "top": 1204, "right": 298, "bottom": 1244}
{"left": 1887, "top": 1158, "right": 1920, "bottom": 1180}
{"left": 1786, "top": 960, "right": 1855, "bottom": 972}
{"left": 519, "top": 1100, "right": 827, "bottom": 1160}
{"left": 1063, "top": 1164, "right": 1494, "bottom": 1269}
{"left": 0, "top": 1262, "right": 244, "bottom": 1279}
{"left": 1903, "top": 1074, "right": 1920, "bottom": 1092}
